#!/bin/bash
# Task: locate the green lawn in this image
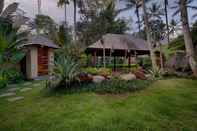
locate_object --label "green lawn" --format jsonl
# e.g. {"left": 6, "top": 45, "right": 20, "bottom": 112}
{"left": 0, "top": 79, "right": 197, "bottom": 131}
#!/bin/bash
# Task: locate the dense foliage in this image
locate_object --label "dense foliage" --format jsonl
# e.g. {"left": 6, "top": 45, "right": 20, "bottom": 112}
{"left": 52, "top": 78, "right": 153, "bottom": 94}
{"left": 77, "top": 2, "right": 129, "bottom": 46}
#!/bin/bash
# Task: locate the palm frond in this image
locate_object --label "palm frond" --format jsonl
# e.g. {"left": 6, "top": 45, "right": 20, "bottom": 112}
{"left": 0, "top": 2, "right": 18, "bottom": 18}
{"left": 0, "top": 0, "right": 4, "bottom": 14}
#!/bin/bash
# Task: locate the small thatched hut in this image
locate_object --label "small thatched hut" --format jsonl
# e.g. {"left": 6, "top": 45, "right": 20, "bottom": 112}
{"left": 19, "top": 35, "right": 59, "bottom": 79}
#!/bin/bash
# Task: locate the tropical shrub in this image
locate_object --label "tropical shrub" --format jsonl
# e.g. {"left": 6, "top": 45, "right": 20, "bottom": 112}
{"left": 81, "top": 67, "right": 98, "bottom": 75}
{"left": 97, "top": 68, "right": 112, "bottom": 77}
{"left": 0, "top": 74, "right": 7, "bottom": 89}
{"left": 6, "top": 69, "right": 24, "bottom": 83}
{"left": 54, "top": 56, "right": 80, "bottom": 88}
{"left": 148, "top": 68, "right": 163, "bottom": 79}
{"left": 0, "top": 68, "right": 23, "bottom": 84}
{"left": 53, "top": 78, "right": 153, "bottom": 94}
{"left": 81, "top": 67, "right": 112, "bottom": 77}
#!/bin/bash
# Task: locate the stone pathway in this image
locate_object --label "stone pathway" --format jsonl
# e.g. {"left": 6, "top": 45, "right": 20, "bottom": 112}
{"left": 7, "top": 88, "right": 18, "bottom": 92}
{"left": 0, "top": 92, "right": 16, "bottom": 98}
{"left": 0, "top": 82, "right": 35, "bottom": 102}
{"left": 20, "top": 88, "right": 32, "bottom": 92}
{"left": 7, "top": 96, "right": 24, "bottom": 102}
{"left": 22, "top": 82, "right": 32, "bottom": 86}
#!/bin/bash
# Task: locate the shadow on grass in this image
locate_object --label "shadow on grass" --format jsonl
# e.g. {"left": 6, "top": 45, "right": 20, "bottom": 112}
{"left": 43, "top": 79, "right": 154, "bottom": 97}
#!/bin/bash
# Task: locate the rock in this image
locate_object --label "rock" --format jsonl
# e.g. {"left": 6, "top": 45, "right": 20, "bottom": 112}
{"left": 120, "top": 74, "right": 136, "bottom": 81}
{"left": 0, "top": 93, "right": 16, "bottom": 98}
{"left": 133, "top": 71, "right": 147, "bottom": 80}
{"left": 78, "top": 72, "right": 93, "bottom": 82}
{"left": 20, "top": 88, "right": 32, "bottom": 92}
{"left": 7, "top": 84, "right": 17, "bottom": 88}
{"left": 145, "top": 74, "right": 152, "bottom": 79}
{"left": 23, "top": 82, "right": 32, "bottom": 86}
{"left": 7, "top": 96, "right": 24, "bottom": 102}
{"left": 93, "top": 75, "right": 106, "bottom": 83}
{"left": 7, "top": 88, "right": 18, "bottom": 92}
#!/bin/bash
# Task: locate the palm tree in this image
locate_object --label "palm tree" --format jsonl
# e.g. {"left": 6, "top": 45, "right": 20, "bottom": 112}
{"left": 142, "top": 0, "right": 157, "bottom": 70}
{"left": 164, "top": 0, "right": 170, "bottom": 44}
{"left": 122, "top": 0, "right": 142, "bottom": 32}
{"left": 58, "top": 0, "right": 77, "bottom": 41}
{"left": 73, "top": 0, "right": 77, "bottom": 41}
{"left": 172, "top": 0, "right": 197, "bottom": 76}
{"left": 37, "top": 0, "right": 42, "bottom": 14}
{"left": 58, "top": 0, "right": 69, "bottom": 25}
{"left": 148, "top": 3, "right": 165, "bottom": 71}
{"left": 148, "top": 3, "right": 164, "bottom": 20}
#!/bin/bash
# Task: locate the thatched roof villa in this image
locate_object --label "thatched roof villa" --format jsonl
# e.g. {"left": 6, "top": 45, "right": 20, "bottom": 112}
{"left": 86, "top": 34, "right": 150, "bottom": 68}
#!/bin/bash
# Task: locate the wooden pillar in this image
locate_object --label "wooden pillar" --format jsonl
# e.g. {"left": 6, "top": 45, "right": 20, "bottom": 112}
{"left": 128, "top": 53, "right": 131, "bottom": 68}
{"left": 124, "top": 50, "right": 127, "bottom": 64}
{"left": 128, "top": 50, "right": 131, "bottom": 68}
{"left": 110, "top": 48, "right": 112, "bottom": 65}
{"left": 93, "top": 51, "right": 97, "bottom": 67}
{"left": 113, "top": 52, "right": 116, "bottom": 72}
{"left": 134, "top": 51, "right": 138, "bottom": 64}
{"left": 103, "top": 46, "right": 106, "bottom": 68}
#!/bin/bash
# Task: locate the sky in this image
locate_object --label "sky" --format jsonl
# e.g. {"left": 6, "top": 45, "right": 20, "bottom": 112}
{"left": 5, "top": 0, "right": 197, "bottom": 32}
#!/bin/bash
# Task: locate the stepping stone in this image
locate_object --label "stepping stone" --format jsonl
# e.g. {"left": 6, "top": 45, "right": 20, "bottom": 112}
{"left": 7, "top": 84, "right": 17, "bottom": 88}
{"left": 33, "top": 83, "right": 40, "bottom": 87}
{"left": 0, "top": 93, "right": 16, "bottom": 98}
{"left": 7, "top": 88, "right": 18, "bottom": 92}
{"left": 23, "top": 82, "right": 32, "bottom": 86}
{"left": 20, "top": 88, "right": 32, "bottom": 92}
{"left": 7, "top": 96, "right": 24, "bottom": 102}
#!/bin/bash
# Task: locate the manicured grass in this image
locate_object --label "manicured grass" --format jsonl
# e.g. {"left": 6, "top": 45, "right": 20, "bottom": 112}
{"left": 0, "top": 79, "right": 197, "bottom": 131}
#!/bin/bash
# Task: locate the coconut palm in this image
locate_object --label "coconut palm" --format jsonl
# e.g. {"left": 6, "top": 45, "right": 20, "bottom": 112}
{"left": 164, "top": 0, "right": 170, "bottom": 44}
{"left": 73, "top": 0, "right": 77, "bottom": 41}
{"left": 142, "top": 0, "right": 157, "bottom": 70}
{"left": 57, "top": 0, "right": 70, "bottom": 25}
{"left": 122, "top": 0, "right": 142, "bottom": 32}
{"left": 58, "top": 0, "right": 77, "bottom": 40}
{"left": 172, "top": 0, "right": 197, "bottom": 76}
{"left": 37, "top": 0, "right": 42, "bottom": 14}
{"left": 148, "top": 3, "right": 164, "bottom": 20}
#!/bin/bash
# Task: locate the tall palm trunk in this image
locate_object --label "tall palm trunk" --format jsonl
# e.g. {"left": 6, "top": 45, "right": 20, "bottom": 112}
{"left": 136, "top": 7, "right": 141, "bottom": 32}
{"left": 73, "top": 0, "right": 77, "bottom": 41}
{"left": 142, "top": 0, "right": 157, "bottom": 70}
{"left": 64, "top": 0, "right": 67, "bottom": 25}
{"left": 164, "top": 0, "right": 170, "bottom": 44}
{"left": 180, "top": 0, "right": 197, "bottom": 76}
{"left": 38, "top": 0, "right": 41, "bottom": 14}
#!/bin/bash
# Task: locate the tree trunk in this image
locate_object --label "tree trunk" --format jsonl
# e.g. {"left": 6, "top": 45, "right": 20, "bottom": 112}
{"left": 136, "top": 7, "right": 141, "bottom": 33}
{"left": 164, "top": 0, "right": 170, "bottom": 45}
{"left": 73, "top": 0, "right": 77, "bottom": 41}
{"left": 38, "top": 0, "right": 42, "bottom": 14}
{"left": 180, "top": 0, "right": 197, "bottom": 76}
{"left": 142, "top": 0, "right": 157, "bottom": 71}
{"left": 64, "top": 0, "right": 67, "bottom": 25}
{"left": 159, "top": 42, "right": 164, "bottom": 72}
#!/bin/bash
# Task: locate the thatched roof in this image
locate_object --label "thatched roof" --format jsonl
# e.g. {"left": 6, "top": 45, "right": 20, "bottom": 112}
{"left": 20, "top": 35, "right": 59, "bottom": 49}
{"left": 88, "top": 34, "right": 149, "bottom": 51}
